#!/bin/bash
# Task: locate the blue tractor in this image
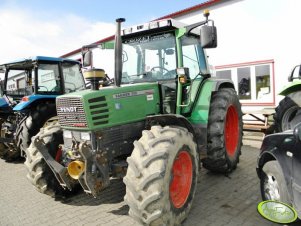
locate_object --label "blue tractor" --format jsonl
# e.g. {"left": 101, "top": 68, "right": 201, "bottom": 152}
{"left": 0, "top": 56, "right": 86, "bottom": 160}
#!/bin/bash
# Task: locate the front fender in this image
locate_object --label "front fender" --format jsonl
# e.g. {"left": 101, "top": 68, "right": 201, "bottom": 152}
{"left": 257, "top": 132, "right": 295, "bottom": 192}
{"left": 13, "top": 94, "right": 58, "bottom": 111}
{"left": 279, "top": 80, "right": 301, "bottom": 96}
{"left": 145, "top": 114, "right": 196, "bottom": 137}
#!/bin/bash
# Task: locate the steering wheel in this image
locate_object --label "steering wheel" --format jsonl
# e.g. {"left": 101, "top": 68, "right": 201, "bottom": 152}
{"left": 151, "top": 66, "right": 176, "bottom": 79}
{"left": 150, "top": 66, "right": 169, "bottom": 74}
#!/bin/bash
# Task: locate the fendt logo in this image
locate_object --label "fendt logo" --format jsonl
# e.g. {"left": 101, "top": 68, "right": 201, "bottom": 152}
{"left": 59, "top": 107, "right": 78, "bottom": 113}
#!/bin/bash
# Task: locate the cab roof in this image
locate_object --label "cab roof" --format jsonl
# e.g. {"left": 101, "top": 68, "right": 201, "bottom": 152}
{"left": 0, "top": 56, "right": 80, "bottom": 70}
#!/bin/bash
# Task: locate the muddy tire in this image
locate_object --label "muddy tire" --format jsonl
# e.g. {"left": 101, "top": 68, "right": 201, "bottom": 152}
{"left": 260, "top": 161, "right": 289, "bottom": 203}
{"left": 0, "top": 142, "right": 9, "bottom": 159}
{"left": 24, "top": 122, "right": 67, "bottom": 197}
{"left": 202, "top": 88, "right": 243, "bottom": 173}
{"left": 0, "top": 117, "right": 20, "bottom": 161}
{"left": 124, "top": 126, "right": 198, "bottom": 226}
{"left": 16, "top": 102, "right": 57, "bottom": 157}
{"left": 274, "top": 97, "right": 300, "bottom": 132}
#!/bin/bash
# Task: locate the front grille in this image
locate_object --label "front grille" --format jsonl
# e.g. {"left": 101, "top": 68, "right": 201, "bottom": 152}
{"left": 56, "top": 97, "right": 87, "bottom": 127}
{"left": 88, "top": 95, "right": 109, "bottom": 126}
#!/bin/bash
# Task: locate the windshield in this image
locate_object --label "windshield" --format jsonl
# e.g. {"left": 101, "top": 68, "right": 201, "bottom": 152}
{"left": 62, "top": 62, "right": 85, "bottom": 93}
{"left": 122, "top": 32, "right": 177, "bottom": 84}
{"left": 37, "top": 62, "right": 85, "bottom": 94}
{"left": 37, "top": 63, "right": 61, "bottom": 94}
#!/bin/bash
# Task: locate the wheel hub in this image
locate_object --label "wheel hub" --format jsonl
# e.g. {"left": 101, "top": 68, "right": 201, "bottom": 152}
{"left": 225, "top": 105, "right": 239, "bottom": 157}
{"left": 169, "top": 150, "right": 193, "bottom": 208}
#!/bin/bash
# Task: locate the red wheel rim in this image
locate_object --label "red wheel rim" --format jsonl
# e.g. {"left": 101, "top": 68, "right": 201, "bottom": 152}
{"left": 170, "top": 151, "right": 193, "bottom": 208}
{"left": 225, "top": 105, "right": 239, "bottom": 157}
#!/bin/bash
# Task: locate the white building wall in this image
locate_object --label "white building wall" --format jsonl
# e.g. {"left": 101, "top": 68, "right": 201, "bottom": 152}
{"left": 175, "top": 0, "right": 301, "bottom": 109}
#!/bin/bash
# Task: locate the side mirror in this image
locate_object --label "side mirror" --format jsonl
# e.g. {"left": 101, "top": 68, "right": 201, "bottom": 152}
{"left": 288, "top": 65, "right": 301, "bottom": 82}
{"left": 200, "top": 25, "right": 217, "bottom": 49}
{"left": 294, "top": 122, "right": 301, "bottom": 142}
{"left": 82, "top": 50, "right": 93, "bottom": 67}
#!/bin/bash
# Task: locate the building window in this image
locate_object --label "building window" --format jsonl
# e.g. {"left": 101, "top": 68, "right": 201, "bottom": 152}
{"left": 215, "top": 60, "right": 274, "bottom": 106}
{"left": 237, "top": 67, "right": 251, "bottom": 100}
{"left": 255, "top": 65, "right": 271, "bottom": 101}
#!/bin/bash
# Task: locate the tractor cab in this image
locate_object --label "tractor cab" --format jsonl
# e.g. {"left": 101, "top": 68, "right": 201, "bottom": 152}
{"left": 1, "top": 56, "right": 85, "bottom": 105}
{"left": 0, "top": 56, "right": 86, "bottom": 160}
{"left": 83, "top": 12, "right": 217, "bottom": 116}
{"left": 120, "top": 19, "right": 212, "bottom": 114}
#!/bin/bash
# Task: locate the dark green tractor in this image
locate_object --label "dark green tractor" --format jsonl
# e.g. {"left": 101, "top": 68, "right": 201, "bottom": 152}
{"left": 25, "top": 11, "right": 243, "bottom": 225}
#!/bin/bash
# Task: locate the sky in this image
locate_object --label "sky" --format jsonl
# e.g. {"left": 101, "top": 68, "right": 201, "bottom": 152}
{"left": 0, "top": 0, "right": 207, "bottom": 63}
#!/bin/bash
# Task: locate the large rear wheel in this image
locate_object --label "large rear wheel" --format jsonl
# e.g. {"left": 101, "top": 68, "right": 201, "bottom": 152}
{"left": 203, "top": 88, "right": 243, "bottom": 173}
{"left": 124, "top": 126, "right": 198, "bottom": 226}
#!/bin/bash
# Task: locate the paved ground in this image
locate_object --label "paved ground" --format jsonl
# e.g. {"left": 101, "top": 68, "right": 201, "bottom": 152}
{"left": 0, "top": 132, "right": 297, "bottom": 226}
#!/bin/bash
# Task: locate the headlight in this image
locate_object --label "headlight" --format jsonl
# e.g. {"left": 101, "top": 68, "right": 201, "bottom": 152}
{"left": 63, "top": 130, "right": 72, "bottom": 139}
{"left": 80, "top": 132, "right": 91, "bottom": 141}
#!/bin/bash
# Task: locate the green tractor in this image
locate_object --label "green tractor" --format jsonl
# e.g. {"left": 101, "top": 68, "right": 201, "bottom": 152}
{"left": 274, "top": 64, "right": 301, "bottom": 132}
{"left": 25, "top": 11, "right": 243, "bottom": 225}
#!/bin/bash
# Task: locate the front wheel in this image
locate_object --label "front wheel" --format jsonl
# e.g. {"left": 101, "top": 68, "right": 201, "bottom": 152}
{"left": 203, "top": 88, "right": 243, "bottom": 173}
{"left": 24, "top": 122, "right": 71, "bottom": 197}
{"left": 260, "top": 161, "right": 290, "bottom": 203}
{"left": 124, "top": 126, "right": 198, "bottom": 226}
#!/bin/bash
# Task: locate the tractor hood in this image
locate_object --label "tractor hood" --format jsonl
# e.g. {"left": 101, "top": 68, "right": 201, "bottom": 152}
{"left": 56, "top": 83, "right": 160, "bottom": 131}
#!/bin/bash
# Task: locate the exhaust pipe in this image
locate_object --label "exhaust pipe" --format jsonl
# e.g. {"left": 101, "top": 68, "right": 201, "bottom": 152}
{"left": 114, "top": 18, "right": 125, "bottom": 87}
{"left": 67, "top": 160, "right": 85, "bottom": 179}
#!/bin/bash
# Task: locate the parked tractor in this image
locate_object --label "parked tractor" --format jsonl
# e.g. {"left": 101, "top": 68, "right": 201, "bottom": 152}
{"left": 25, "top": 11, "right": 243, "bottom": 225}
{"left": 274, "top": 64, "right": 301, "bottom": 132}
{"left": 0, "top": 56, "right": 85, "bottom": 160}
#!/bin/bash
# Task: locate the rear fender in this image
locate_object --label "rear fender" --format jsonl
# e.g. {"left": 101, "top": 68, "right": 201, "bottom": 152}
{"left": 189, "top": 78, "right": 235, "bottom": 125}
{"left": 13, "top": 94, "right": 57, "bottom": 111}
